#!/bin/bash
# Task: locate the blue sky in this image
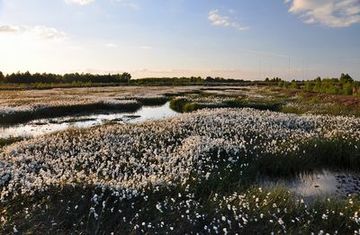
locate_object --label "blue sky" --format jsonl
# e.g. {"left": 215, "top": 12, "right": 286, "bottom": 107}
{"left": 0, "top": 0, "right": 359, "bottom": 80}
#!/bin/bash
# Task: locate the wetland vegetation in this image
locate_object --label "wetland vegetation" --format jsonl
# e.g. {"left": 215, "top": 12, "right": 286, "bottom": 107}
{"left": 1, "top": 84, "right": 360, "bottom": 234}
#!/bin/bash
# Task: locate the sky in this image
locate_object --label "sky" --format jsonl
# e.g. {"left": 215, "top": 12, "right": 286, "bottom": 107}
{"left": 0, "top": 0, "right": 359, "bottom": 80}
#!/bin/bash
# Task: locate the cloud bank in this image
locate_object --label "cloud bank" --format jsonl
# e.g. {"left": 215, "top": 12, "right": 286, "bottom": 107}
{"left": 285, "top": 0, "right": 360, "bottom": 27}
{"left": 0, "top": 25, "right": 66, "bottom": 40}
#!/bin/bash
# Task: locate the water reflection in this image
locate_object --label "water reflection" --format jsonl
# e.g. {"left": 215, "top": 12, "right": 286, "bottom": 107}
{"left": 0, "top": 102, "right": 178, "bottom": 139}
{"left": 261, "top": 170, "right": 360, "bottom": 200}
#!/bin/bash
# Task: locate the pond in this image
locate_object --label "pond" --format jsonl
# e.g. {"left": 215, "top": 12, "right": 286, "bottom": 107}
{"left": 261, "top": 170, "right": 360, "bottom": 201}
{"left": 0, "top": 102, "right": 179, "bottom": 139}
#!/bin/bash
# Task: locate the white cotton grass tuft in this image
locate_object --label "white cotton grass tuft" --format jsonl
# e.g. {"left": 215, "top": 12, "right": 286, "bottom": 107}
{"left": 1, "top": 108, "right": 359, "bottom": 202}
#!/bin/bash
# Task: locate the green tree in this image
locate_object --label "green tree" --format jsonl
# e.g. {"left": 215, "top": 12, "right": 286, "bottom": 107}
{"left": 0, "top": 71, "right": 4, "bottom": 83}
{"left": 290, "top": 80, "right": 299, "bottom": 89}
{"left": 340, "top": 73, "right": 353, "bottom": 83}
{"left": 304, "top": 81, "right": 314, "bottom": 92}
{"left": 121, "top": 72, "right": 132, "bottom": 82}
{"left": 313, "top": 77, "right": 322, "bottom": 92}
{"left": 342, "top": 82, "right": 353, "bottom": 95}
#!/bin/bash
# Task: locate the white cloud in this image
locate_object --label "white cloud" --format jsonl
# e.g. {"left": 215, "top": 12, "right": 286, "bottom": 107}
{"left": 65, "top": 0, "right": 95, "bottom": 6}
{"left": 105, "top": 43, "right": 118, "bottom": 48}
{"left": 208, "top": 10, "right": 249, "bottom": 31}
{"left": 285, "top": 0, "right": 360, "bottom": 27}
{"left": 0, "top": 25, "right": 19, "bottom": 33}
{"left": 0, "top": 24, "right": 66, "bottom": 40}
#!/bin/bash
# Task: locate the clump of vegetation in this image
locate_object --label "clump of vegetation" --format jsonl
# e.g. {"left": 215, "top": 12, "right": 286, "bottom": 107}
{"left": 135, "top": 96, "right": 169, "bottom": 106}
{"left": 0, "top": 137, "right": 23, "bottom": 149}
{"left": 223, "top": 99, "right": 283, "bottom": 111}
{"left": 170, "top": 97, "right": 283, "bottom": 113}
{"left": 169, "top": 98, "right": 200, "bottom": 112}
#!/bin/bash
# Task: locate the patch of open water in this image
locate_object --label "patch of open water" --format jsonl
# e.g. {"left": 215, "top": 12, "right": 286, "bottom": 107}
{"left": 0, "top": 102, "right": 178, "bottom": 139}
{"left": 261, "top": 170, "right": 360, "bottom": 200}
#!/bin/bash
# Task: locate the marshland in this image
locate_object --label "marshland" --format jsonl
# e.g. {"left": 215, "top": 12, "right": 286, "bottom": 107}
{"left": 1, "top": 0, "right": 360, "bottom": 233}
{"left": 1, "top": 80, "right": 360, "bottom": 234}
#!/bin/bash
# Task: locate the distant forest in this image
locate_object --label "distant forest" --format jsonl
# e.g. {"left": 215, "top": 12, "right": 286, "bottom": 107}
{"left": 0, "top": 71, "right": 132, "bottom": 84}
{"left": 0, "top": 71, "right": 250, "bottom": 86}
{"left": 0, "top": 71, "right": 359, "bottom": 96}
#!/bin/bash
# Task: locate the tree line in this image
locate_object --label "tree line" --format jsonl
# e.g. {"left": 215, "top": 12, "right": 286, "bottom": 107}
{"left": 0, "top": 71, "right": 132, "bottom": 84}
{"left": 265, "top": 73, "right": 359, "bottom": 96}
{"left": 0, "top": 72, "right": 251, "bottom": 86}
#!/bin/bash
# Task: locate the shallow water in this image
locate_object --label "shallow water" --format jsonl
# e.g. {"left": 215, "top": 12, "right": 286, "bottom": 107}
{"left": 261, "top": 170, "right": 360, "bottom": 200}
{"left": 0, "top": 102, "right": 179, "bottom": 138}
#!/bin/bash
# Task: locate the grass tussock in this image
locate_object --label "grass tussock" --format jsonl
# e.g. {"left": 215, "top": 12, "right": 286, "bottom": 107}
{"left": 0, "top": 137, "right": 24, "bottom": 149}
{"left": 170, "top": 97, "right": 283, "bottom": 113}
{"left": 135, "top": 96, "right": 169, "bottom": 106}
{"left": 169, "top": 98, "right": 200, "bottom": 113}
